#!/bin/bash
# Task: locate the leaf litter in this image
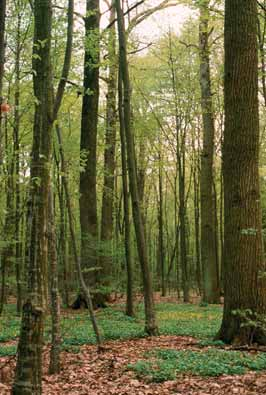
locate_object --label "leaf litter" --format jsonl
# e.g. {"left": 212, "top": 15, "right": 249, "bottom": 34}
{"left": 1, "top": 335, "right": 266, "bottom": 394}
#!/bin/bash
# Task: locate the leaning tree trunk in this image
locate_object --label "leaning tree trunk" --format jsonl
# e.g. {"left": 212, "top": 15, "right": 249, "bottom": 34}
{"left": 199, "top": 0, "right": 220, "bottom": 304}
{"left": 79, "top": 0, "right": 100, "bottom": 287}
{"left": 218, "top": 0, "right": 266, "bottom": 345}
{"left": 116, "top": 0, "right": 158, "bottom": 335}
{"left": 12, "top": 1, "right": 53, "bottom": 393}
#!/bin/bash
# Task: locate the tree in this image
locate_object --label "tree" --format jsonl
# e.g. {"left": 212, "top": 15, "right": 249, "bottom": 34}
{"left": 100, "top": 3, "right": 117, "bottom": 285}
{"left": 218, "top": 0, "right": 266, "bottom": 345}
{"left": 198, "top": 0, "right": 220, "bottom": 303}
{"left": 116, "top": 0, "right": 158, "bottom": 335}
{"left": 0, "top": 0, "right": 7, "bottom": 164}
{"left": 12, "top": 0, "right": 53, "bottom": 392}
{"left": 79, "top": 0, "right": 100, "bottom": 287}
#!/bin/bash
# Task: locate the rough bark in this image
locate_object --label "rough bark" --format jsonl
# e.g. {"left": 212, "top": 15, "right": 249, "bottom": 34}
{"left": 218, "top": 0, "right": 266, "bottom": 345}
{"left": 12, "top": 1, "right": 53, "bottom": 393}
{"left": 79, "top": 0, "right": 100, "bottom": 286}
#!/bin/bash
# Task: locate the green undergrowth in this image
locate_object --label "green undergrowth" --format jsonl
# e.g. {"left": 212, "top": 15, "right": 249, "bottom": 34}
{"left": 0, "top": 302, "right": 222, "bottom": 347}
{"left": 0, "top": 345, "right": 17, "bottom": 357}
{"left": 129, "top": 348, "right": 266, "bottom": 382}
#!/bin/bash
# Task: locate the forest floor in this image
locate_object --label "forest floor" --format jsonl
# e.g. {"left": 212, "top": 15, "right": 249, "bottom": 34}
{"left": 1, "top": 298, "right": 266, "bottom": 394}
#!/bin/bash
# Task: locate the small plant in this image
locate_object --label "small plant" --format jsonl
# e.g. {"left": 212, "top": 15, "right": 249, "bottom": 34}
{"left": 231, "top": 309, "right": 266, "bottom": 344}
{"left": 129, "top": 348, "right": 266, "bottom": 382}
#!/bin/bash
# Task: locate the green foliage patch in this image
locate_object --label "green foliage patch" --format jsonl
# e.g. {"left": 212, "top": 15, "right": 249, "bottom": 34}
{"left": 0, "top": 302, "right": 222, "bottom": 346}
{"left": 129, "top": 348, "right": 266, "bottom": 382}
{"left": 0, "top": 345, "right": 17, "bottom": 356}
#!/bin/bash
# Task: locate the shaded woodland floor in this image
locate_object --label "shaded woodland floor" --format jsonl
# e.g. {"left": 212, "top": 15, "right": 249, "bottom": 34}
{"left": 1, "top": 300, "right": 266, "bottom": 394}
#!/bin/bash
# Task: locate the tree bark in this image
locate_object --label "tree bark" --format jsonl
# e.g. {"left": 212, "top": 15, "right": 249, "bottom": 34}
{"left": 218, "top": 0, "right": 266, "bottom": 345}
{"left": 199, "top": 0, "right": 220, "bottom": 304}
{"left": 0, "top": 0, "right": 6, "bottom": 165}
{"left": 12, "top": 1, "right": 53, "bottom": 393}
{"left": 100, "top": 5, "right": 117, "bottom": 284}
{"left": 79, "top": 0, "right": 100, "bottom": 286}
{"left": 118, "top": 69, "right": 134, "bottom": 317}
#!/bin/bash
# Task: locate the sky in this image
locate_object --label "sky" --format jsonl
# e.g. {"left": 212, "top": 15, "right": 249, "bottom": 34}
{"left": 76, "top": 0, "right": 195, "bottom": 42}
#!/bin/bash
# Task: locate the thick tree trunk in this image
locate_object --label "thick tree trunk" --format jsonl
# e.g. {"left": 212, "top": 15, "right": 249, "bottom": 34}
{"left": 12, "top": 1, "right": 53, "bottom": 393}
{"left": 116, "top": 0, "right": 158, "bottom": 335}
{"left": 218, "top": 0, "right": 266, "bottom": 345}
{"left": 79, "top": 0, "right": 100, "bottom": 286}
{"left": 100, "top": 5, "right": 117, "bottom": 284}
{"left": 199, "top": 0, "right": 220, "bottom": 304}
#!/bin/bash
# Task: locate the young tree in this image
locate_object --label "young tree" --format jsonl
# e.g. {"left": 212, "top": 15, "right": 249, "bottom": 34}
{"left": 116, "top": 0, "right": 158, "bottom": 335}
{"left": 218, "top": 0, "right": 266, "bottom": 345}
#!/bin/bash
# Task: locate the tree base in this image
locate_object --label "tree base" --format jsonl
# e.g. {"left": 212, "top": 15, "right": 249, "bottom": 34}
{"left": 71, "top": 291, "right": 110, "bottom": 310}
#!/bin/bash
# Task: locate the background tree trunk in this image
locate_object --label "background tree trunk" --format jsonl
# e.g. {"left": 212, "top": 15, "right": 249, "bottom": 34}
{"left": 199, "top": 0, "right": 220, "bottom": 304}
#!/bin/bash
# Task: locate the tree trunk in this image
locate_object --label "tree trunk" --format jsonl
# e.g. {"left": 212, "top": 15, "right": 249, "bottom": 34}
{"left": 199, "top": 0, "right": 220, "bottom": 304}
{"left": 116, "top": 0, "right": 158, "bottom": 335}
{"left": 158, "top": 152, "right": 166, "bottom": 296}
{"left": 100, "top": 5, "right": 117, "bottom": 285}
{"left": 79, "top": 0, "right": 100, "bottom": 286}
{"left": 14, "top": 5, "right": 22, "bottom": 314}
{"left": 12, "top": 1, "right": 53, "bottom": 393}
{"left": 218, "top": 0, "right": 266, "bottom": 345}
{"left": 118, "top": 70, "right": 134, "bottom": 317}
{"left": 0, "top": 0, "right": 6, "bottom": 165}
{"left": 48, "top": 189, "right": 61, "bottom": 375}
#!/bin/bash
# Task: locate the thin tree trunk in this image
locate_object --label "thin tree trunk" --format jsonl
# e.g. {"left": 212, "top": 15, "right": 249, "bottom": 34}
{"left": 100, "top": 4, "right": 117, "bottom": 285}
{"left": 56, "top": 124, "right": 103, "bottom": 347}
{"left": 199, "top": 0, "right": 220, "bottom": 304}
{"left": 116, "top": 0, "right": 158, "bottom": 335}
{"left": 118, "top": 69, "right": 134, "bottom": 317}
{"left": 14, "top": 4, "right": 22, "bottom": 314}
{"left": 0, "top": 0, "right": 6, "bottom": 165}
{"left": 48, "top": 189, "right": 61, "bottom": 374}
{"left": 158, "top": 152, "right": 166, "bottom": 296}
